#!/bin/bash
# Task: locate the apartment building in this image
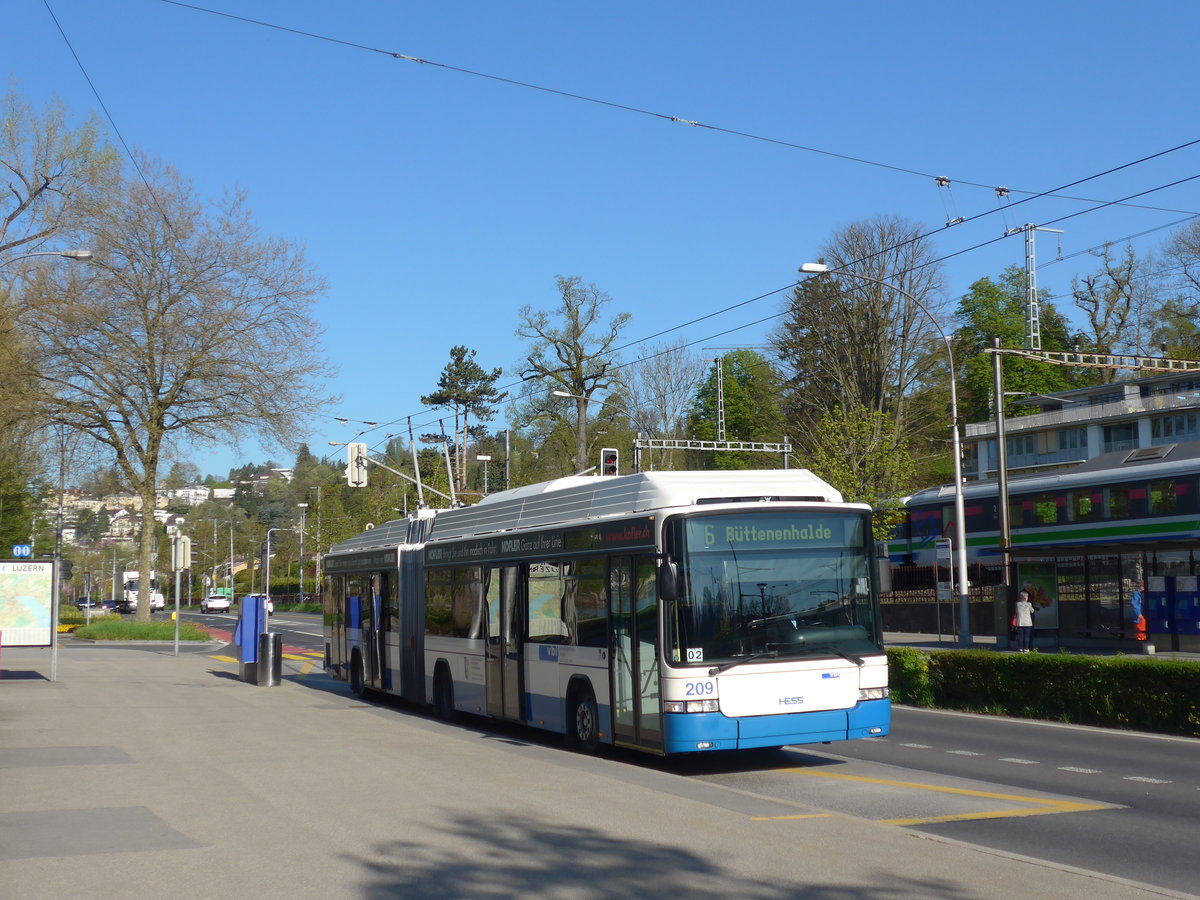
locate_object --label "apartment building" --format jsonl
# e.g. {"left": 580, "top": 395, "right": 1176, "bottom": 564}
{"left": 963, "top": 372, "right": 1200, "bottom": 480}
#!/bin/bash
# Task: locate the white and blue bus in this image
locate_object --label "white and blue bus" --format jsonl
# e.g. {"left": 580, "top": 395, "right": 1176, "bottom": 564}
{"left": 323, "top": 469, "right": 890, "bottom": 755}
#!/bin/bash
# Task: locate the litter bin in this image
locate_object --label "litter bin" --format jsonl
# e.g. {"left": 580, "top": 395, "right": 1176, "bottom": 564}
{"left": 257, "top": 632, "right": 283, "bottom": 687}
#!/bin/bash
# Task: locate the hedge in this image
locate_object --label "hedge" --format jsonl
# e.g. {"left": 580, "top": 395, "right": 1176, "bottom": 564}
{"left": 886, "top": 647, "right": 1200, "bottom": 738}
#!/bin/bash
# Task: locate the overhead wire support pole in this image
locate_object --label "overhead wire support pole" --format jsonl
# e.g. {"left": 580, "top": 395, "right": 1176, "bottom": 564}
{"left": 1022, "top": 224, "right": 1064, "bottom": 351}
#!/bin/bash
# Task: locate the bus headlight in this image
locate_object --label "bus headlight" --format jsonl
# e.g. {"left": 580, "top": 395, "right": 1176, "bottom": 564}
{"left": 858, "top": 687, "right": 890, "bottom": 701}
{"left": 665, "top": 699, "right": 720, "bottom": 713}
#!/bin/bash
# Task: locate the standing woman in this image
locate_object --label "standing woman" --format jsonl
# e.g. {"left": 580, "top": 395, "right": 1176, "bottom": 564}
{"left": 1015, "top": 590, "right": 1035, "bottom": 653}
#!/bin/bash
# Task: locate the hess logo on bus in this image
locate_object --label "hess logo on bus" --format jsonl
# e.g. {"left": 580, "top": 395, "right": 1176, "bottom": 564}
{"left": 779, "top": 696, "right": 805, "bottom": 706}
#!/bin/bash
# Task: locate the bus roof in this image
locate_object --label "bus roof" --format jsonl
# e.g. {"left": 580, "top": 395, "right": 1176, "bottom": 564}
{"left": 325, "top": 470, "right": 850, "bottom": 559}
{"left": 427, "top": 469, "right": 846, "bottom": 543}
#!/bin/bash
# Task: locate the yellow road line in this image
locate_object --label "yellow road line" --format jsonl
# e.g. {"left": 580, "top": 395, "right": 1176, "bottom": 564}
{"left": 780, "top": 767, "right": 1111, "bottom": 825}
{"left": 209, "top": 654, "right": 238, "bottom": 663}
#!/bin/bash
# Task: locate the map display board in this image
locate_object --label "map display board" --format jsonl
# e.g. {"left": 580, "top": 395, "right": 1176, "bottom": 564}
{"left": 0, "top": 561, "right": 54, "bottom": 648}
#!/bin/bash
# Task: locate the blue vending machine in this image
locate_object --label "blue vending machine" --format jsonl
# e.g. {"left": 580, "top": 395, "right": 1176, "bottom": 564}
{"left": 1145, "top": 576, "right": 1173, "bottom": 650}
{"left": 1172, "top": 575, "right": 1200, "bottom": 652}
{"left": 233, "top": 593, "right": 268, "bottom": 683}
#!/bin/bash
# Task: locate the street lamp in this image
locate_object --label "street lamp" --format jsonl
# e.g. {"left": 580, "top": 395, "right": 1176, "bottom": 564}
{"left": 264, "top": 527, "right": 290, "bottom": 629}
{"left": 475, "top": 456, "right": 491, "bottom": 494}
{"left": 297, "top": 503, "right": 308, "bottom": 604}
{"left": 801, "top": 262, "right": 972, "bottom": 646}
{"left": 0, "top": 249, "right": 93, "bottom": 270}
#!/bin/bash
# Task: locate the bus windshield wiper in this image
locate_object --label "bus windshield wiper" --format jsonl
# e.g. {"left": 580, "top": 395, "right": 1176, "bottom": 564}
{"left": 709, "top": 650, "right": 778, "bottom": 675}
{"left": 829, "top": 646, "right": 865, "bottom": 666}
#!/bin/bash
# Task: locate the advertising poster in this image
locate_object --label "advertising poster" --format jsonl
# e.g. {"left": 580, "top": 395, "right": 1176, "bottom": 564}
{"left": 1017, "top": 561, "right": 1059, "bottom": 629}
{"left": 0, "top": 560, "right": 55, "bottom": 648}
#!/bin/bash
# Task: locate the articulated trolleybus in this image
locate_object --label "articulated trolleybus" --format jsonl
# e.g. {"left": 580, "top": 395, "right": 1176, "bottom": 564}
{"left": 323, "top": 469, "right": 890, "bottom": 755}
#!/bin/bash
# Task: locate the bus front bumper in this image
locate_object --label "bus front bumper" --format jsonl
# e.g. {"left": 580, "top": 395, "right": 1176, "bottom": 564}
{"left": 662, "top": 699, "right": 891, "bottom": 754}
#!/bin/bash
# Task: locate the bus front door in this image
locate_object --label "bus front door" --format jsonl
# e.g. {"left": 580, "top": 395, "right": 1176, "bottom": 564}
{"left": 486, "top": 566, "right": 524, "bottom": 722}
{"left": 611, "top": 556, "right": 662, "bottom": 752}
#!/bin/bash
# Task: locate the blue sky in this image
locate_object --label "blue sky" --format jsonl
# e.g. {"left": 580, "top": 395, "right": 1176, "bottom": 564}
{"left": 7, "top": 1, "right": 1198, "bottom": 480}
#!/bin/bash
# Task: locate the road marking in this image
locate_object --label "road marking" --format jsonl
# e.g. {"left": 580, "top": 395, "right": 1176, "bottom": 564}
{"left": 1124, "top": 776, "right": 1172, "bottom": 784}
{"left": 209, "top": 654, "right": 238, "bottom": 663}
{"left": 899, "top": 743, "right": 932, "bottom": 749}
{"left": 998, "top": 758, "right": 1040, "bottom": 765}
{"left": 781, "top": 768, "right": 1110, "bottom": 826}
{"left": 1058, "top": 766, "right": 1102, "bottom": 774}
{"left": 946, "top": 750, "right": 983, "bottom": 756}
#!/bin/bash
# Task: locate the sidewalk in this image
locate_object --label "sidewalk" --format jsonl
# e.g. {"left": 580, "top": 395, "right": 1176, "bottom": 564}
{"left": 1, "top": 638, "right": 1193, "bottom": 899}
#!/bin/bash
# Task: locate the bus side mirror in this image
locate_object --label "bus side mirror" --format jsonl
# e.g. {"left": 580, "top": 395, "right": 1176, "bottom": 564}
{"left": 657, "top": 560, "right": 679, "bottom": 602}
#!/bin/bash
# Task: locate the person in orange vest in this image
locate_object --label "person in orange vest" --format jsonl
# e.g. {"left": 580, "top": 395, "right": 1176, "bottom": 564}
{"left": 1131, "top": 580, "right": 1147, "bottom": 641}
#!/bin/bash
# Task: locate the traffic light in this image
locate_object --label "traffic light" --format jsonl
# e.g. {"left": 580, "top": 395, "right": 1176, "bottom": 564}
{"left": 346, "top": 442, "right": 369, "bottom": 487}
{"left": 60, "top": 559, "right": 74, "bottom": 581}
{"left": 600, "top": 448, "right": 619, "bottom": 476}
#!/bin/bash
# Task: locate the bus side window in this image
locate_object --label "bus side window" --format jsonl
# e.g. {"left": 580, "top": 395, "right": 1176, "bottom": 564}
{"left": 526, "top": 562, "right": 569, "bottom": 643}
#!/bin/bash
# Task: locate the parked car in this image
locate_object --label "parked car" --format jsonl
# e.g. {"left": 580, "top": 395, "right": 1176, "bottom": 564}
{"left": 200, "top": 594, "right": 231, "bottom": 614}
{"left": 76, "top": 597, "right": 118, "bottom": 613}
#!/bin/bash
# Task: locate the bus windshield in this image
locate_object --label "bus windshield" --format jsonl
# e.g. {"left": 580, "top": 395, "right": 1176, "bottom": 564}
{"left": 665, "top": 510, "right": 881, "bottom": 667}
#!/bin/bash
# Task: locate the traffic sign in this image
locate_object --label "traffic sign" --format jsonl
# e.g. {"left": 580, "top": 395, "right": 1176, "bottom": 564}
{"left": 11, "top": 544, "right": 32, "bottom": 558}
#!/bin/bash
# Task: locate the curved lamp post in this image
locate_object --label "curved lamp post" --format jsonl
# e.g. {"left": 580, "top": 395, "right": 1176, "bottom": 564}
{"left": 801, "top": 262, "right": 971, "bottom": 646}
{"left": 0, "top": 249, "right": 93, "bottom": 270}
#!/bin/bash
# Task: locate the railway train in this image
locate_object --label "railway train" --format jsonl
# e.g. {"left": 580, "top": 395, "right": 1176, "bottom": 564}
{"left": 891, "top": 439, "right": 1200, "bottom": 566}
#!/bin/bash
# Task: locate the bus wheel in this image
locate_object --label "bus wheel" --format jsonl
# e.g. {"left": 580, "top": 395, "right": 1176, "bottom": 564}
{"left": 433, "top": 665, "right": 456, "bottom": 721}
{"left": 350, "top": 650, "right": 366, "bottom": 698}
{"left": 569, "top": 686, "right": 599, "bottom": 754}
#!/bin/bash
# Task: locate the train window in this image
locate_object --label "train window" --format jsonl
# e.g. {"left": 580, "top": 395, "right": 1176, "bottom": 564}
{"left": 1032, "top": 493, "right": 1058, "bottom": 525}
{"left": 1149, "top": 480, "right": 1177, "bottom": 515}
{"left": 1067, "top": 490, "right": 1099, "bottom": 522}
{"left": 964, "top": 501, "right": 996, "bottom": 533}
{"left": 1105, "top": 484, "right": 1132, "bottom": 519}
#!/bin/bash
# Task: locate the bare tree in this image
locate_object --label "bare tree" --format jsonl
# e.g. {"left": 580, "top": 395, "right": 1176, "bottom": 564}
{"left": 2, "top": 87, "right": 118, "bottom": 543}
{"left": 515, "top": 276, "right": 630, "bottom": 474}
{"left": 1, "top": 87, "right": 118, "bottom": 256}
{"left": 22, "top": 156, "right": 334, "bottom": 620}
{"left": 1072, "top": 244, "right": 1145, "bottom": 380}
{"left": 624, "top": 338, "right": 707, "bottom": 470}
{"left": 773, "top": 214, "right": 947, "bottom": 441}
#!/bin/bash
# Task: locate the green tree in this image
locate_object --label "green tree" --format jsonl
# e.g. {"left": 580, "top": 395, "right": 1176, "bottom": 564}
{"left": 685, "top": 350, "right": 786, "bottom": 470}
{"left": 421, "top": 345, "right": 507, "bottom": 495}
{"left": 955, "top": 265, "right": 1082, "bottom": 423}
{"left": 804, "top": 405, "right": 915, "bottom": 540}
